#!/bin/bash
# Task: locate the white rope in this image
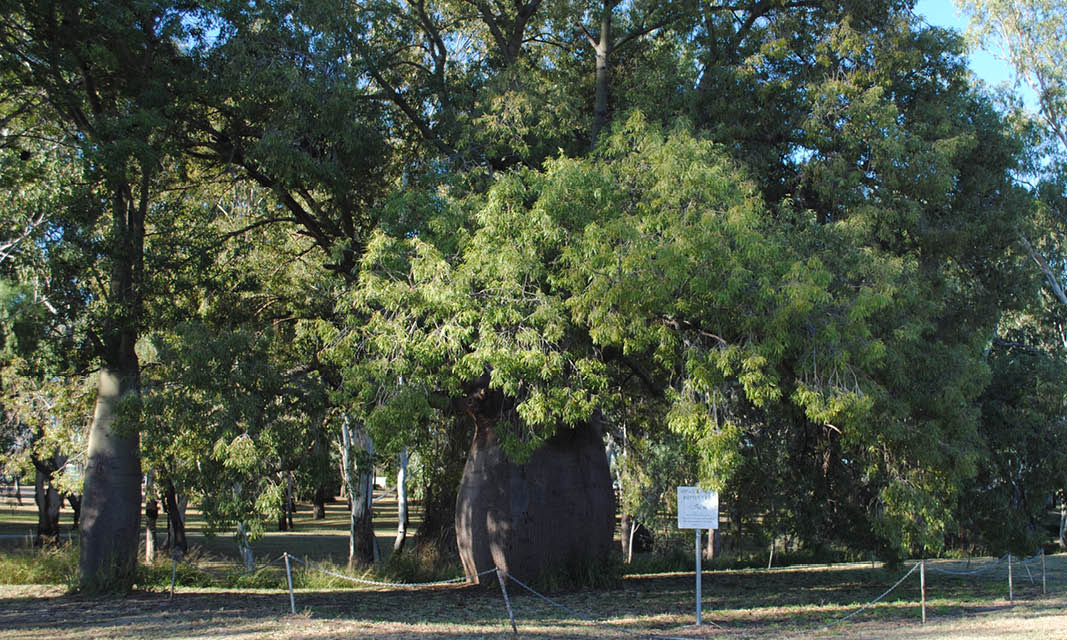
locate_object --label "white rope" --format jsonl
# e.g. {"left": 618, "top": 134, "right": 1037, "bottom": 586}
{"left": 503, "top": 571, "right": 701, "bottom": 640}
{"left": 827, "top": 562, "right": 920, "bottom": 627}
{"left": 194, "top": 554, "right": 286, "bottom": 579}
{"left": 287, "top": 554, "right": 495, "bottom": 588}
{"left": 926, "top": 554, "right": 1008, "bottom": 576}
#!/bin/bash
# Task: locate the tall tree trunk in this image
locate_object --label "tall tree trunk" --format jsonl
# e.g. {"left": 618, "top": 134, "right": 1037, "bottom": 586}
{"left": 590, "top": 2, "right": 614, "bottom": 144}
{"left": 394, "top": 447, "right": 409, "bottom": 554}
{"left": 341, "top": 419, "right": 376, "bottom": 568}
{"left": 78, "top": 182, "right": 145, "bottom": 590}
{"left": 14, "top": 474, "right": 22, "bottom": 505}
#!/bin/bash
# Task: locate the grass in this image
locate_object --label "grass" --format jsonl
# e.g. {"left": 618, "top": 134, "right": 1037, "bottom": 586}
{"left": 3, "top": 484, "right": 1067, "bottom": 638}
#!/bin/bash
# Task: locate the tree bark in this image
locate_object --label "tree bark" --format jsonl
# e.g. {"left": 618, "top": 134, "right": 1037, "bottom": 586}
{"left": 79, "top": 367, "right": 142, "bottom": 590}
{"left": 78, "top": 178, "right": 146, "bottom": 590}
{"left": 145, "top": 498, "right": 158, "bottom": 564}
{"left": 65, "top": 493, "right": 81, "bottom": 528}
{"left": 34, "top": 465, "right": 61, "bottom": 546}
{"left": 236, "top": 521, "right": 254, "bottom": 571}
{"left": 590, "top": 2, "right": 615, "bottom": 144}
{"left": 313, "top": 485, "right": 327, "bottom": 519}
{"left": 456, "top": 411, "right": 615, "bottom": 585}
{"left": 14, "top": 474, "right": 22, "bottom": 505}
{"left": 163, "top": 479, "right": 187, "bottom": 559}
{"left": 394, "top": 447, "right": 409, "bottom": 554}
{"left": 341, "top": 419, "right": 377, "bottom": 568}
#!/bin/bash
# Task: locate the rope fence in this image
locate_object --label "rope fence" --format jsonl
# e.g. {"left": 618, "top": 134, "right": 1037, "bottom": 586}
{"left": 162, "top": 545, "right": 1065, "bottom": 636}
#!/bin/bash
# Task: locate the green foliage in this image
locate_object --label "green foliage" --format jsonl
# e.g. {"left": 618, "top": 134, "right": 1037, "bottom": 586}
{"left": 0, "top": 0, "right": 1057, "bottom": 576}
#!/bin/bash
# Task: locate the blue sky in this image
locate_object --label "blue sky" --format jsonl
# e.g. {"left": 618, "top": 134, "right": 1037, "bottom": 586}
{"left": 914, "top": 0, "right": 1037, "bottom": 107}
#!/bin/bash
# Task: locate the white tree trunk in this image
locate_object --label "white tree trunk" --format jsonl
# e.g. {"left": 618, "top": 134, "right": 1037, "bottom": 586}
{"left": 341, "top": 419, "right": 379, "bottom": 566}
{"left": 394, "top": 447, "right": 409, "bottom": 553}
{"left": 626, "top": 518, "right": 637, "bottom": 564}
{"left": 1060, "top": 502, "right": 1066, "bottom": 549}
{"left": 144, "top": 470, "right": 156, "bottom": 564}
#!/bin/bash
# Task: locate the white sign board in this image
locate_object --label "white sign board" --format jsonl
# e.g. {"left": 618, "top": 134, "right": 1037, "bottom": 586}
{"left": 677, "top": 486, "right": 719, "bottom": 530}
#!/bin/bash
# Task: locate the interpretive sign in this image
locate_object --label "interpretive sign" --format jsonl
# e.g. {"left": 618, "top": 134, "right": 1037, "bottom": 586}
{"left": 677, "top": 486, "right": 719, "bottom": 627}
{"left": 677, "top": 486, "right": 719, "bottom": 530}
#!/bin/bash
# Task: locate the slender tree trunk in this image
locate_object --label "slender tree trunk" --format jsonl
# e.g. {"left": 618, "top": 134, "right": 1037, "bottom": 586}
{"left": 14, "top": 474, "right": 22, "bottom": 505}
{"left": 706, "top": 528, "right": 719, "bottom": 561}
{"left": 277, "top": 474, "right": 291, "bottom": 531}
{"left": 1059, "top": 502, "right": 1066, "bottom": 549}
{"left": 144, "top": 471, "right": 157, "bottom": 563}
{"left": 590, "top": 3, "right": 614, "bottom": 144}
{"left": 621, "top": 513, "right": 633, "bottom": 561}
{"left": 163, "top": 479, "right": 187, "bottom": 559}
{"left": 340, "top": 419, "right": 376, "bottom": 568}
{"left": 627, "top": 518, "right": 638, "bottom": 564}
{"left": 394, "top": 447, "right": 409, "bottom": 554}
{"left": 65, "top": 493, "right": 81, "bottom": 528}
{"left": 144, "top": 498, "right": 158, "bottom": 564}
{"left": 34, "top": 466, "right": 61, "bottom": 546}
{"left": 236, "top": 521, "right": 254, "bottom": 571}
{"left": 287, "top": 471, "right": 295, "bottom": 529}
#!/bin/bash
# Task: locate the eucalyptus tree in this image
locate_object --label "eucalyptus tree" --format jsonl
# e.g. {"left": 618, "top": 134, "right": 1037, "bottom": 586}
{"left": 956, "top": 0, "right": 1067, "bottom": 546}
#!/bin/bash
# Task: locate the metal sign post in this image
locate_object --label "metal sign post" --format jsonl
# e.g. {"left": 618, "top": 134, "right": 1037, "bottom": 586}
{"left": 678, "top": 487, "right": 719, "bottom": 627}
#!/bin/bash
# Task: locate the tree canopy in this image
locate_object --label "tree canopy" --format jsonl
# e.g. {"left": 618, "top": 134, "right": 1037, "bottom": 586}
{"left": 0, "top": 0, "right": 1063, "bottom": 587}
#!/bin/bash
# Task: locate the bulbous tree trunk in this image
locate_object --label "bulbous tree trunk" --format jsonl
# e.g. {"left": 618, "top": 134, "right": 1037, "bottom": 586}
{"left": 79, "top": 367, "right": 142, "bottom": 590}
{"left": 456, "top": 412, "right": 615, "bottom": 585}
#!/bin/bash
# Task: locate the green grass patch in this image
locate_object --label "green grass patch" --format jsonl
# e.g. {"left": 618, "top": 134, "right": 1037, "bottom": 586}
{"left": 0, "top": 542, "right": 78, "bottom": 586}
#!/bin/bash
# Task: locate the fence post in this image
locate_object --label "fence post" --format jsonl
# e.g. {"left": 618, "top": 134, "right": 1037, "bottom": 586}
{"left": 695, "top": 528, "right": 702, "bottom": 627}
{"left": 920, "top": 559, "right": 926, "bottom": 625}
{"left": 284, "top": 552, "right": 296, "bottom": 614}
{"left": 1008, "top": 554, "right": 1013, "bottom": 604}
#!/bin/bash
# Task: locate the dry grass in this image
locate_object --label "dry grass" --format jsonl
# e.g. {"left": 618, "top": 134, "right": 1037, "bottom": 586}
{"left": 4, "top": 485, "right": 1067, "bottom": 638}
{"left": 1, "top": 557, "right": 1066, "bottom": 639}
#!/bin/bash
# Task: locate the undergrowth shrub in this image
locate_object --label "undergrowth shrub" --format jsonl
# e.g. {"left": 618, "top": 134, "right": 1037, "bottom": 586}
{"left": 0, "top": 543, "right": 78, "bottom": 586}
